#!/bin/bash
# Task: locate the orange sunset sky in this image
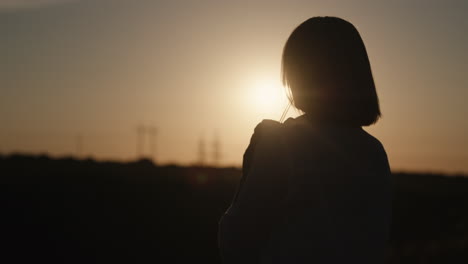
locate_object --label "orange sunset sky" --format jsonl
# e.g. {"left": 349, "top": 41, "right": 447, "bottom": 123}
{"left": 1, "top": 0, "right": 467, "bottom": 174}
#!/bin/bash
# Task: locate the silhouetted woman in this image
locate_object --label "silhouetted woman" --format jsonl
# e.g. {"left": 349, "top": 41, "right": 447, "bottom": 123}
{"left": 218, "top": 17, "right": 392, "bottom": 264}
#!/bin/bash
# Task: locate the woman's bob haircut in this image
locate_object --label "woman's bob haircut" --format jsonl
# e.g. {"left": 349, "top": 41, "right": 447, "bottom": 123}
{"left": 282, "top": 16, "right": 381, "bottom": 126}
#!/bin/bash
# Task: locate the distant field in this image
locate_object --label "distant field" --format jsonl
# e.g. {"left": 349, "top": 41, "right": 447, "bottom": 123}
{"left": 1, "top": 154, "right": 467, "bottom": 263}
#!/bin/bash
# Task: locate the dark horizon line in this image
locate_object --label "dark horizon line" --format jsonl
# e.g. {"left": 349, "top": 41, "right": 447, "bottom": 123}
{"left": 0, "top": 152, "right": 240, "bottom": 170}
{"left": 1, "top": 152, "right": 467, "bottom": 178}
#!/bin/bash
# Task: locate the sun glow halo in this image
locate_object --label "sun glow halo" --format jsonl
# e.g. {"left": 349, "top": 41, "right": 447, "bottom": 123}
{"left": 249, "top": 78, "right": 287, "bottom": 116}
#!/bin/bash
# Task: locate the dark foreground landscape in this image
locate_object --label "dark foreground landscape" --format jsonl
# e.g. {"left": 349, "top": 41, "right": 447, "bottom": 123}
{"left": 1, "top": 154, "right": 467, "bottom": 263}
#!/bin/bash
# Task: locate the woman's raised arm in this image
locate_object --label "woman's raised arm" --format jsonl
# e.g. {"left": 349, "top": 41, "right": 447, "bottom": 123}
{"left": 218, "top": 120, "right": 289, "bottom": 264}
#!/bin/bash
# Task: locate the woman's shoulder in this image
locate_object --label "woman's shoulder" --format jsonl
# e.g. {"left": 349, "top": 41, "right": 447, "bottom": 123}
{"left": 359, "top": 129, "right": 387, "bottom": 153}
{"left": 245, "top": 118, "right": 294, "bottom": 161}
{"left": 253, "top": 119, "right": 282, "bottom": 134}
{"left": 357, "top": 130, "right": 391, "bottom": 174}
{"left": 250, "top": 117, "right": 296, "bottom": 143}
{"left": 253, "top": 117, "right": 295, "bottom": 131}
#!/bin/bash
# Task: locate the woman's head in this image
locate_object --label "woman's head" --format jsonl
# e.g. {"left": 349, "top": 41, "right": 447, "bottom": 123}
{"left": 282, "top": 16, "right": 380, "bottom": 126}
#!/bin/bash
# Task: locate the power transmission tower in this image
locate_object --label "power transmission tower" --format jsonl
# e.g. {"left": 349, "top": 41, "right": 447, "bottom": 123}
{"left": 212, "top": 131, "right": 221, "bottom": 167}
{"left": 136, "top": 125, "right": 146, "bottom": 160}
{"left": 148, "top": 126, "right": 157, "bottom": 163}
{"left": 198, "top": 136, "right": 206, "bottom": 166}
{"left": 76, "top": 133, "right": 83, "bottom": 159}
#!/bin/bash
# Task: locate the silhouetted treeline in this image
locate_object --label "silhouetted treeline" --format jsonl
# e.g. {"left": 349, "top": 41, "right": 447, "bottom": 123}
{"left": 1, "top": 154, "right": 467, "bottom": 263}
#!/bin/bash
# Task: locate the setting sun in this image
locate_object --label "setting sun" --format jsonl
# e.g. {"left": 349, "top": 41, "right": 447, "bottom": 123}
{"left": 249, "top": 78, "right": 288, "bottom": 116}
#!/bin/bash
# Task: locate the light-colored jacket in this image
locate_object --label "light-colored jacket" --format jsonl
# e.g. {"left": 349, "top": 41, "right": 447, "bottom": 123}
{"left": 218, "top": 115, "right": 392, "bottom": 264}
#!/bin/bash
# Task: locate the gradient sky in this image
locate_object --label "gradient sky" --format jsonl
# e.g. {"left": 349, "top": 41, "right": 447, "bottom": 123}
{"left": 1, "top": 0, "right": 467, "bottom": 173}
